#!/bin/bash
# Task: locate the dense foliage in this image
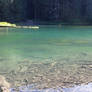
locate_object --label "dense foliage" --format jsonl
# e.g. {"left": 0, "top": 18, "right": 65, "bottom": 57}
{"left": 0, "top": 0, "right": 27, "bottom": 22}
{"left": 0, "top": 0, "right": 92, "bottom": 23}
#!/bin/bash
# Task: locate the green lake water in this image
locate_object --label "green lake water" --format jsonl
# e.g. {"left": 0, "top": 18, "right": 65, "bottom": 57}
{"left": 0, "top": 25, "right": 92, "bottom": 87}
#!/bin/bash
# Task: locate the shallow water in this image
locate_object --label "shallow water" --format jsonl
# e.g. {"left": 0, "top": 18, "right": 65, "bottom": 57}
{"left": 10, "top": 83, "right": 92, "bottom": 92}
{"left": 0, "top": 26, "right": 92, "bottom": 88}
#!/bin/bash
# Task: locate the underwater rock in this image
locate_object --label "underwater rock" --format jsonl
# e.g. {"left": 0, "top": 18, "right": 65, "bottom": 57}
{"left": 81, "top": 52, "right": 88, "bottom": 56}
{"left": 88, "top": 65, "right": 92, "bottom": 68}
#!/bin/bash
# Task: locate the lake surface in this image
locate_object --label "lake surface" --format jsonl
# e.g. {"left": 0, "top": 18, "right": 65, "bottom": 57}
{"left": 0, "top": 25, "right": 92, "bottom": 88}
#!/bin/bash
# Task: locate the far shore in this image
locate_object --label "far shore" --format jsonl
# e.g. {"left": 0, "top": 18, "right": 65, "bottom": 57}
{"left": 1, "top": 20, "right": 92, "bottom": 29}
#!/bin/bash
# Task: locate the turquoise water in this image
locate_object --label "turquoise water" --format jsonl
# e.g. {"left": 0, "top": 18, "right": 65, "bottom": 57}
{"left": 0, "top": 26, "right": 92, "bottom": 87}
{"left": 0, "top": 26, "right": 92, "bottom": 69}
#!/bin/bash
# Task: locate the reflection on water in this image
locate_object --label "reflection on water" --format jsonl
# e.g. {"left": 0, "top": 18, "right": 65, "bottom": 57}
{"left": 0, "top": 26, "right": 92, "bottom": 88}
{"left": 0, "top": 27, "right": 8, "bottom": 35}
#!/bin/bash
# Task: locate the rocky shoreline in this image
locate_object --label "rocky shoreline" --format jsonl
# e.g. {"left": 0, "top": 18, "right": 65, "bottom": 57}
{"left": 0, "top": 59, "right": 92, "bottom": 90}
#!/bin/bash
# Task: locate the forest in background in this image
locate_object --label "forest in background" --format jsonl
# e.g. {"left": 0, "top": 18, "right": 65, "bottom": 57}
{"left": 0, "top": 0, "right": 92, "bottom": 24}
